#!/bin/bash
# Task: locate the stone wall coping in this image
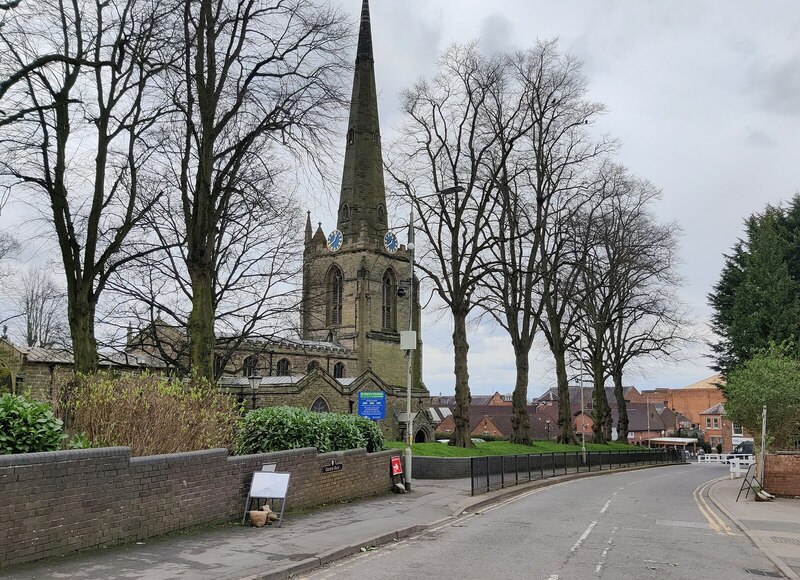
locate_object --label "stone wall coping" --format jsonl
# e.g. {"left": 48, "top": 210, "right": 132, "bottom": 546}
{"left": 774, "top": 451, "right": 800, "bottom": 456}
{"left": 0, "top": 446, "right": 131, "bottom": 467}
{"left": 130, "top": 448, "right": 229, "bottom": 466}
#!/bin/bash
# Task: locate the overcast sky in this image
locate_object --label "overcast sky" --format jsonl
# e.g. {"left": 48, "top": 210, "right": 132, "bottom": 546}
{"left": 2, "top": 0, "right": 799, "bottom": 399}
{"left": 328, "top": 0, "right": 800, "bottom": 397}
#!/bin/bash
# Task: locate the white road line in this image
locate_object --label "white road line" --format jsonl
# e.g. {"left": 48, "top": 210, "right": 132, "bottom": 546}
{"left": 600, "top": 499, "right": 612, "bottom": 513}
{"left": 571, "top": 520, "right": 597, "bottom": 552}
{"left": 595, "top": 527, "right": 617, "bottom": 574}
{"left": 547, "top": 575, "right": 559, "bottom": 580}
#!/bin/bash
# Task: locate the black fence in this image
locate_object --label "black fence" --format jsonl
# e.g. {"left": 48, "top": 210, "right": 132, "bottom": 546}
{"left": 470, "top": 449, "right": 681, "bottom": 495}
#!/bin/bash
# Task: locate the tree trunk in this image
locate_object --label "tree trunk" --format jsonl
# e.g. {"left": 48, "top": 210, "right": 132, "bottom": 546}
{"left": 188, "top": 266, "right": 215, "bottom": 380}
{"left": 510, "top": 347, "right": 531, "bottom": 445}
{"left": 554, "top": 348, "right": 577, "bottom": 444}
{"left": 450, "top": 311, "right": 474, "bottom": 448}
{"left": 590, "top": 357, "right": 608, "bottom": 444}
{"left": 613, "top": 369, "right": 628, "bottom": 442}
{"left": 67, "top": 287, "right": 98, "bottom": 374}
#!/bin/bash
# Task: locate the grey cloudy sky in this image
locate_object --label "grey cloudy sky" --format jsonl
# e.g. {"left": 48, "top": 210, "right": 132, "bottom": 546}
{"left": 330, "top": 0, "right": 800, "bottom": 397}
{"left": 2, "top": 1, "right": 798, "bottom": 398}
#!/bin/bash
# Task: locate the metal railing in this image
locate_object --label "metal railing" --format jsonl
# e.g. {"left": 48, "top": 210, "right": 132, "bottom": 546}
{"left": 470, "top": 449, "right": 679, "bottom": 495}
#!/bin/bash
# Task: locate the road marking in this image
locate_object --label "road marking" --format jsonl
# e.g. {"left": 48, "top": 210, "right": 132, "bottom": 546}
{"left": 595, "top": 527, "right": 617, "bottom": 574}
{"left": 692, "top": 476, "right": 735, "bottom": 535}
{"left": 571, "top": 520, "right": 597, "bottom": 552}
{"left": 546, "top": 575, "right": 559, "bottom": 580}
{"left": 600, "top": 499, "right": 612, "bottom": 514}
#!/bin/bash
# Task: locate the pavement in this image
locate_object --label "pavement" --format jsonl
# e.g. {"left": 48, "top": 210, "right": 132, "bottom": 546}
{"left": 3, "top": 462, "right": 800, "bottom": 580}
{"left": 709, "top": 473, "right": 800, "bottom": 580}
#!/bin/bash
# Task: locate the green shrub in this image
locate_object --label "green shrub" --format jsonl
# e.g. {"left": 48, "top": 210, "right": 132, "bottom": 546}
{"left": 322, "top": 413, "right": 365, "bottom": 452}
{"left": 0, "top": 393, "right": 64, "bottom": 454}
{"left": 353, "top": 416, "right": 384, "bottom": 452}
{"left": 236, "top": 407, "right": 383, "bottom": 455}
{"left": 55, "top": 372, "right": 240, "bottom": 456}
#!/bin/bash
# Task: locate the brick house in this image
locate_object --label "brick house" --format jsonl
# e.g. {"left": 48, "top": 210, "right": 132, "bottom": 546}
{"left": 699, "top": 402, "right": 734, "bottom": 453}
{"left": 435, "top": 405, "right": 559, "bottom": 440}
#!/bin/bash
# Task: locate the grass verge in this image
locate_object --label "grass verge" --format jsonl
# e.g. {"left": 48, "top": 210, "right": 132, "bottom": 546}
{"left": 385, "top": 440, "right": 656, "bottom": 457}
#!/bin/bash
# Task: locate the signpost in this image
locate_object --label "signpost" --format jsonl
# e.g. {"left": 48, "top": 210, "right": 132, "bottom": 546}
{"left": 357, "top": 391, "right": 386, "bottom": 420}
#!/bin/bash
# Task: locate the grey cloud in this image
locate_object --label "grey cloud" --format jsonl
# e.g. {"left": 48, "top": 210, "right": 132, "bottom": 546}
{"left": 746, "top": 56, "right": 800, "bottom": 116}
{"left": 478, "top": 13, "right": 516, "bottom": 56}
{"left": 745, "top": 127, "right": 777, "bottom": 148}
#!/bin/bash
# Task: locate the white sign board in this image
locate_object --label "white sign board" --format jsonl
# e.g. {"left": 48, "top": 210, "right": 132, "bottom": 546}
{"left": 249, "top": 471, "right": 290, "bottom": 499}
{"left": 400, "top": 330, "right": 417, "bottom": 350}
{"left": 243, "top": 471, "right": 291, "bottom": 526}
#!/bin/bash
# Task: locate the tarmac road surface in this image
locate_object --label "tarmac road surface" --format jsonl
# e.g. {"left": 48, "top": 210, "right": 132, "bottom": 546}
{"left": 301, "top": 464, "right": 784, "bottom": 580}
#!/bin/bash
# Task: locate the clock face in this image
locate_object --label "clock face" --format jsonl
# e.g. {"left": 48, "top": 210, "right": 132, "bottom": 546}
{"left": 383, "top": 231, "right": 399, "bottom": 254}
{"left": 327, "top": 229, "right": 343, "bottom": 252}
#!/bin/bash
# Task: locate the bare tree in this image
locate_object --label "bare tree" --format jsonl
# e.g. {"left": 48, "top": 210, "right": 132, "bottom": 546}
{"left": 13, "top": 266, "right": 68, "bottom": 347}
{"left": 519, "top": 42, "right": 614, "bottom": 445}
{"left": 163, "top": 0, "right": 349, "bottom": 379}
{"left": 106, "top": 182, "right": 304, "bottom": 376}
{"left": 388, "top": 44, "right": 513, "bottom": 447}
{"left": 0, "top": 0, "right": 177, "bottom": 371}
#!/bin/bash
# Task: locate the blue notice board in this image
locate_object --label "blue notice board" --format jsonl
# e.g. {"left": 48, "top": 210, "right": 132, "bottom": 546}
{"left": 358, "top": 391, "right": 386, "bottom": 420}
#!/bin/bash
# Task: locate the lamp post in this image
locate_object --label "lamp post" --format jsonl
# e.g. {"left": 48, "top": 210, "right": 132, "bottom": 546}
{"left": 545, "top": 419, "right": 552, "bottom": 441}
{"left": 248, "top": 374, "right": 262, "bottom": 411}
{"left": 578, "top": 337, "right": 586, "bottom": 463}
{"left": 403, "top": 185, "right": 463, "bottom": 492}
{"left": 646, "top": 392, "right": 650, "bottom": 448}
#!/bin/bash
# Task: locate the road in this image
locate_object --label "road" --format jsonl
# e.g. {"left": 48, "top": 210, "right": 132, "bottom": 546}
{"left": 301, "top": 465, "right": 783, "bottom": 579}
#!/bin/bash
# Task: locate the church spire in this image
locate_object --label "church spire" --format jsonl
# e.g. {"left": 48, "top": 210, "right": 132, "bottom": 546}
{"left": 337, "top": 0, "right": 387, "bottom": 244}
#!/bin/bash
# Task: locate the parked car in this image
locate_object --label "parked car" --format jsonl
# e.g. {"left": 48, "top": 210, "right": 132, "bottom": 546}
{"left": 726, "top": 440, "right": 754, "bottom": 462}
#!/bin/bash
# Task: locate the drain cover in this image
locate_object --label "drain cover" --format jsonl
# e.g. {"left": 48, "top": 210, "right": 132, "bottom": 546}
{"left": 771, "top": 536, "right": 800, "bottom": 545}
{"left": 745, "top": 569, "right": 783, "bottom": 577}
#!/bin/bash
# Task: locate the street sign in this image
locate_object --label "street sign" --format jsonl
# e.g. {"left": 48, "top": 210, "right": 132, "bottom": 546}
{"left": 358, "top": 391, "right": 386, "bottom": 420}
{"left": 390, "top": 456, "right": 403, "bottom": 476}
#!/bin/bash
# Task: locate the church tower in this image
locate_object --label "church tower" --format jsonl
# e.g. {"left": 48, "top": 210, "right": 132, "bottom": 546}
{"left": 301, "top": 0, "right": 422, "bottom": 389}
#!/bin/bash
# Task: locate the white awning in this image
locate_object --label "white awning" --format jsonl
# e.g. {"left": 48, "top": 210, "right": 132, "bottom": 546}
{"left": 647, "top": 437, "right": 698, "bottom": 446}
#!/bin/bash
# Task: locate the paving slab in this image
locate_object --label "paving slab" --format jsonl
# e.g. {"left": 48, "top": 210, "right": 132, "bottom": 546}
{"left": 710, "top": 476, "right": 800, "bottom": 579}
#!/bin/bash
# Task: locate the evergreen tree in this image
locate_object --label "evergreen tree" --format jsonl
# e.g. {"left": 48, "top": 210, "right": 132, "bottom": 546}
{"left": 709, "top": 196, "right": 800, "bottom": 374}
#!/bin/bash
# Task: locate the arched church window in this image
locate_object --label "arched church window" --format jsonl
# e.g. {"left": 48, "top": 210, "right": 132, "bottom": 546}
{"left": 341, "top": 203, "right": 350, "bottom": 222}
{"left": 382, "top": 268, "right": 397, "bottom": 331}
{"left": 310, "top": 397, "right": 330, "bottom": 413}
{"left": 307, "top": 360, "right": 320, "bottom": 373}
{"left": 333, "top": 362, "right": 345, "bottom": 379}
{"left": 276, "top": 358, "right": 290, "bottom": 376}
{"left": 377, "top": 204, "right": 385, "bottom": 221}
{"left": 347, "top": 128, "right": 355, "bottom": 145}
{"left": 327, "top": 265, "right": 343, "bottom": 325}
{"left": 242, "top": 355, "right": 258, "bottom": 377}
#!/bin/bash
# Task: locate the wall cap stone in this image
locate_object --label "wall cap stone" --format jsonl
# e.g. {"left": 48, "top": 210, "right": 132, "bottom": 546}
{"left": 0, "top": 446, "right": 131, "bottom": 467}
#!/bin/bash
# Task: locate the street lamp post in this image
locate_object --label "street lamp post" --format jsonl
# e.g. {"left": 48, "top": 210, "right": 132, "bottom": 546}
{"left": 578, "top": 337, "right": 586, "bottom": 463}
{"left": 248, "top": 374, "right": 262, "bottom": 411}
{"left": 545, "top": 419, "right": 552, "bottom": 441}
{"left": 646, "top": 392, "right": 650, "bottom": 448}
{"left": 403, "top": 185, "right": 463, "bottom": 492}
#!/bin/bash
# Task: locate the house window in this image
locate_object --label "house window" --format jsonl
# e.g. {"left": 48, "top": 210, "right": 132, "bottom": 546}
{"left": 713, "top": 418, "right": 719, "bottom": 429}
{"left": 310, "top": 397, "right": 330, "bottom": 413}
{"left": 705, "top": 418, "right": 712, "bottom": 429}
{"left": 327, "top": 266, "right": 343, "bottom": 325}
{"left": 733, "top": 423, "right": 743, "bottom": 436}
{"left": 333, "top": 362, "right": 345, "bottom": 379}
{"left": 307, "top": 360, "right": 320, "bottom": 373}
{"left": 381, "top": 269, "right": 397, "bottom": 331}
{"left": 276, "top": 358, "right": 290, "bottom": 376}
{"left": 242, "top": 355, "right": 258, "bottom": 377}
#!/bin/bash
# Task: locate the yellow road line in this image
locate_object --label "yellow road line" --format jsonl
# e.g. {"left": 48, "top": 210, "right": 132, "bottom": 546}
{"left": 693, "top": 476, "right": 735, "bottom": 535}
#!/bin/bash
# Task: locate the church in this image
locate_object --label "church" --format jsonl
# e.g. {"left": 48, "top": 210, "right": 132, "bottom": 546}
{"left": 1, "top": 0, "right": 433, "bottom": 443}
{"left": 215, "top": 0, "right": 433, "bottom": 442}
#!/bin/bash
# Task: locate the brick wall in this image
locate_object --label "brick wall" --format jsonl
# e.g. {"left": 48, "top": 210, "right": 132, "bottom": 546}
{"left": 0, "top": 446, "right": 398, "bottom": 569}
{"left": 763, "top": 452, "right": 800, "bottom": 497}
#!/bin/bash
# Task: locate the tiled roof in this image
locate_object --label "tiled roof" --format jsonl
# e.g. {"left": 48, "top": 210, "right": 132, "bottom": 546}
{"left": 218, "top": 376, "right": 304, "bottom": 387}
{"left": 699, "top": 403, "right": 726, "bottom": 415}
{"left": 7, "top": 342, "right": 166, "bottom": 368}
